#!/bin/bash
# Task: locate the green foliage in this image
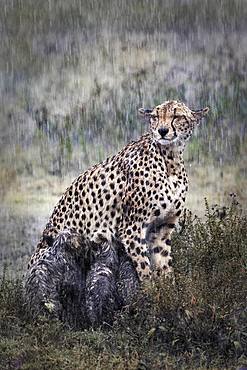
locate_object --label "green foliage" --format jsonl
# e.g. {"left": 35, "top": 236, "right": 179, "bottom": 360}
{"left": 0, "top": 202, "right": 246, "bottom": 369}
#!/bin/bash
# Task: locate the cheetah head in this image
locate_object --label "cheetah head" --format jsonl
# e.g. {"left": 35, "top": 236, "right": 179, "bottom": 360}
{"left": 139, "top": 100, "right": 209, "bottom": 146}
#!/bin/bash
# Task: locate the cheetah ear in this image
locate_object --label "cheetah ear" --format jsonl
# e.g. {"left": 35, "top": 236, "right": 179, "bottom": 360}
{"left": 138, "top": 108, "right": 153, "bottom": 118}
{"left": 192, "top": 107, "right": 209, "bottom": 121}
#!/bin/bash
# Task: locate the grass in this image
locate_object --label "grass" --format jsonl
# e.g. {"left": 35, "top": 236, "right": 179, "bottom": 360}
{"left": 0, "top": 200, "right": 246, "bottom": 369}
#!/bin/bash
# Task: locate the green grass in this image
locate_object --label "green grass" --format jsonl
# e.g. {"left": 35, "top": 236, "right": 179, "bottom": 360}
{"left": 0, "top": 200, "right": 246, "bottom": 369}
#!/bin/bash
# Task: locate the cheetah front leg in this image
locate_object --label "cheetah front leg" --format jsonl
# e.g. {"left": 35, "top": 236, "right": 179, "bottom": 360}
{"left": 145, "top": 213, "right": 178, "bottom": 277}
{"left": 120, "top": 215, "right": 176, "bottom": 280}
{"left": 120, "top": 232, "right": 152, "bottom": 281}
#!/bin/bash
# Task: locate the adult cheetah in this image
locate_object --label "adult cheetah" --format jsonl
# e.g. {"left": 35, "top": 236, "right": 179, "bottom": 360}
{"left": 29, "top": 100, "right": 209, "bottom": 280}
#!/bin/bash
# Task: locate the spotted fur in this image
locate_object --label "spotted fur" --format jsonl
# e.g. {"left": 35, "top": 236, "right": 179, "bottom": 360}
{"left": 28, "top": 100, "right": 209, "bottom": 280}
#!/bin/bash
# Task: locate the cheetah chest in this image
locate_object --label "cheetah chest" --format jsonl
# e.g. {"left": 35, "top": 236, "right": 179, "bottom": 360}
{"left": 154, "top": 170, "right": 187, "bottom": 211}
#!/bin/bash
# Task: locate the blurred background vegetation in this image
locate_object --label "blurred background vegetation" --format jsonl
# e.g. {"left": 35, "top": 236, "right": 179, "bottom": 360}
{"left": 0, "top": 0, "right": 247, "bottom": 276}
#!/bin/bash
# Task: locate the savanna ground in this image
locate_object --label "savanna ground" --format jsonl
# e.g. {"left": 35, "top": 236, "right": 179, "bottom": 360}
{"left": 0, "top": 0, "right": 246, "bottom": 369}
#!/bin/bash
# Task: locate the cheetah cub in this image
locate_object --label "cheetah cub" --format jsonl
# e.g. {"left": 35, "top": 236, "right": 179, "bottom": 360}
{"left": 29, "top": 100, "right": 209, "bottom": 280}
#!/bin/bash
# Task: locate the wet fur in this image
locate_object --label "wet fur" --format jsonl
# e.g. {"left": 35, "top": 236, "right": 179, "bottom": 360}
{"left": 24, "top": 230, "right": 139, "bottom": 327}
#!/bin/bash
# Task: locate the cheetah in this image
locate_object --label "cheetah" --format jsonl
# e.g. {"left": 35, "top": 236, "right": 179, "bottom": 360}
{"left": 25, "top": 230, "right": 139, "bottom": 326}
{"left": 28, "top": 100, "right": 209, "bottom": 280}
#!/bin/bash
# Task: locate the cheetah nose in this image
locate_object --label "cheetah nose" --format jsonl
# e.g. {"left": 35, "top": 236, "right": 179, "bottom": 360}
{"left": 158, "top": 128, "right": 169, "bottom": 138}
